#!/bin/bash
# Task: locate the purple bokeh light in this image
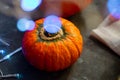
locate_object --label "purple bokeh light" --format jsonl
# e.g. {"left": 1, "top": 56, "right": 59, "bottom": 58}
{"left": 20, "top": 0, "right": 42, "bottom": 12}
{"left": 17, "top": 18, "right": 35, "bottom": 32}
{"left": 43, "top": 15, "right": 62, "bottom": 33}
{"left": 107, "top": 0, "right": 120, "bottom": 19}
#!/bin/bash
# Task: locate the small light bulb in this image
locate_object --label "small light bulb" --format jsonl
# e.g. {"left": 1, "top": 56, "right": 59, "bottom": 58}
{"left": 0, "top": 73, "right": 21, "bottom": 79}
{"left": 0, "top": 47, "right": 22, "bottom": 63}
{"left": 16, "top": 74, "right": 22, "bottom": 79}
{"left": 5, "top": 55, "right": 10, "bottom": 59}
{"left": 0, "top": 50, "right": 5, "bottom": 54}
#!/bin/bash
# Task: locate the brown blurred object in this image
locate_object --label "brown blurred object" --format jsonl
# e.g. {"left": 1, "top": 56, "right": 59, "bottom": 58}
{"left": 0, "top": 0, "right": 92, "bottom": 20}
{"left": 91, "top": 15, "right": 120, "bottom": 55}
{"left": 40, "top": 0, "right": 92, "bottom": 17}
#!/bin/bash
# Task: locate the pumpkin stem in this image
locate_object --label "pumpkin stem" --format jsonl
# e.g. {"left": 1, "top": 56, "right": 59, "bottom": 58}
{"left": 39, "top": 27, "right": 63, "bottom": 40}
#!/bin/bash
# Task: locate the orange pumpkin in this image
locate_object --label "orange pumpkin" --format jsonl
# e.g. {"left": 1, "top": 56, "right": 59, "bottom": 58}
{"left": 40, "top": 0, "right": 92, "bottom": 17}
{"left": 22, "top": 18, "right": 83, "bottom": 72}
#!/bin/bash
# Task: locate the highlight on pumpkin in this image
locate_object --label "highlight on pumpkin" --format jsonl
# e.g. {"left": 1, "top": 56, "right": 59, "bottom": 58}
{"left": 17, "top": 18, "right": 35, "bottom": 32}
{"left": 43, "top": 15, "right": 62, "bottom": 33}
{"left": 20, "top": 0, "right": 42, "bottom": 11}
{"left": 107, "top": 0, "right": 120, "bottom": 19}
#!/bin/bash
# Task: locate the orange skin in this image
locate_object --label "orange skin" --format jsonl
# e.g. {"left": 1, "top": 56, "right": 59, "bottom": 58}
{"left": 22, "top": 18, "right": 83, "bottom": 72}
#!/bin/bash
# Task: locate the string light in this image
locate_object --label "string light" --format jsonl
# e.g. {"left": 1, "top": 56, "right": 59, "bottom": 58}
{"left": 0, "top": 69, "right": 21, "bottom": 79}
{"left": 0, "top": 50, "right": 5, "bottom": 54}
{"left": 0, "top": 69, "right": 3, "bottom": 76}
{"left": 0, "top": 47, "right": 22, "bottom": 79}
{"left": 0, "top": 47, "right": 22, "bottom": 63}
{"left": 43, "top": 15, "right": 62, "bottom": 33}
{"left": 0, "top": 39, "right": 10, "bottom": 46}
{"left": 0, "top": 0, "right": 43, "bottom": 78}
{"left": 0, "top": 73, "right": 21, "bottom": 79}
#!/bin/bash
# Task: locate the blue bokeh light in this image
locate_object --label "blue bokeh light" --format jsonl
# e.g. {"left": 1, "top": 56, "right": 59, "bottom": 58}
{"left": 43, "top": 15, "right": 62, "bottom": 33}
{"left": 0, "top": 50, "right": 5, "bottom": 54}
{"left": 21, "top": 0, "right": 42, "bottom": 12}
{"left": 17, "top": 18, "right": 35, "bottom": 32}
{"left": 5, "top": 55, "right": 10, "bottom": 59}
{"left": 107, "top": 0, "right": 120, "bottom": 19}
{"left": 16, "top": 73, "right": 22, "bottom": 79}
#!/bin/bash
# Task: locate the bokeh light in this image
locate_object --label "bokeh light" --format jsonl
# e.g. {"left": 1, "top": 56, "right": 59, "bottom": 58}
{"left": 4, "top": 55, "right": 10, "bottom": 60}
{"left": 16, "top": 73, "right": 22, "bottom": 79}
{"left": 107, "top": 0, "right": 120, "bottom": 19}
{"left": 17, "top": 18, "right": 35, "bottom": 32}
{"left": 20, "top": 0, "right": 42, "bottom": 12}
{"left": 43, "top": 15, "right": 62, "bottom": 33}
{"left": 0, "top": 50, "right": 5, "bottom": 54}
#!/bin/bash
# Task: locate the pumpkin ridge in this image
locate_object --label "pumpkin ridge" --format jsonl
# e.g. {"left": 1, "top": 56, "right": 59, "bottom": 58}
{"left": 67, "top": 35, "right": 81, "bottom": 56}
{"left": 60, "top": 39, "right": 71, "bottom": 68}
{"left": 44, "top": 43, "right": 54, "bottom": 71}
{"left": 56, "top": 41, "right": 66, "bottom": 70}
{"left": 65, "top": 37, "right": 79, "bottom": 64}
{"left": 22, "top": 32, "right": 39, "bottom": 55}
{"left": 35, "top": 43, "right": 45, "bottom": 70}
{"left": 53, "top": 42, "right": 60, "bottom": 71}
{"left": 61, "top": 39, "right": 72, "bottom": 66}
